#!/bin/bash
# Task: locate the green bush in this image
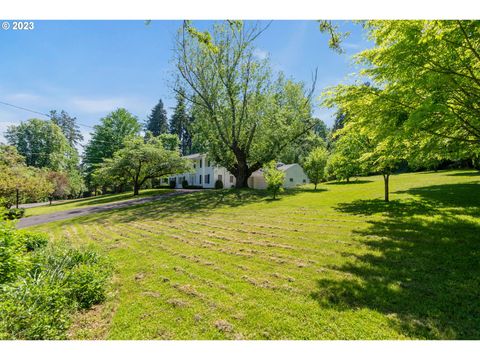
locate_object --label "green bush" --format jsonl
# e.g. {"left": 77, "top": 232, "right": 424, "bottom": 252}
{"left": 2, "top": 208, "right": 25, "bottom": 220}
{"left": 21, "top": 231, "right": 49, "bottom": 251}
{"left": 169, "top": 180, "right": 176, "bottom": 189}
{"left": 0, "top": 222, "right": 29, "bottom": 284}
{"left": 215, "top": 179, "right": 224, "bottom": 189}
{"left": 0, "top": 277, "right": 74, "bottom": 340}
{"left": 181, "top": 179, "right": 189, "bottom": 188}
{"left": 66, "top": 263, "right": 108, "bottom": 309}
{"left": 0, "top": 222, "right": 111, "bottom": 339}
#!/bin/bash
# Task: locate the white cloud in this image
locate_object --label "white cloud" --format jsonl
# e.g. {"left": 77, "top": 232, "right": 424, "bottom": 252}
{"left": 253, "top": 48, "right": 269, "bottom": 60}
{"left": 4, "top": 93, "right": 43, "bottom": 103}
{"left": 70, "top": 97, "right": 129, "bottom": 114}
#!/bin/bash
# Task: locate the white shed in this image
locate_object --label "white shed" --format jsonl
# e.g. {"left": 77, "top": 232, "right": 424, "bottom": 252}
{"left": 248, "top": 163, "right": 309, "bottom": 189}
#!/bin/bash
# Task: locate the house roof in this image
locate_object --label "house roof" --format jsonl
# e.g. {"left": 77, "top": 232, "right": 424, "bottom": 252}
{"left": 251, "top": 163, "right": 299, "bottom": 176}
{"left": 183, "top": 153, "right": 204, "bottom": 160}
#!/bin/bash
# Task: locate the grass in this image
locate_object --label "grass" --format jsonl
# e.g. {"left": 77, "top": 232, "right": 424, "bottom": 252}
{"left": 26, "top": 188, "right": 173, "bottom": 217}
{"left": 30, "top": 170, "right": 480, "bottom": 339}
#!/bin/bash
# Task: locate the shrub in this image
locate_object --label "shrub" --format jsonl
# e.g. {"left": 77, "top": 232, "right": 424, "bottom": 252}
{"left": 0, "top": 222, "right": 29, "bottom": 284}
{"left": 215, "top": 179, "right": 224, "bottom": 189}
{"left": 0, "top": 222, "right": 111, "bottom": 339}
{"left": 66, "top": 263, "right": 108, "bottom": 309}
{"left": 2, "top": 208, "right": 25, "bottom": 220}
{"left": 21, "top": 231, "right": 49, "bottom": 251}
{"left": 184, "top": 185, "right": 203, "bottom": 189}
{"left": 181, "top": 179, "right": 189, "bottom": 188}
{"left": 0, "top": 277, "right": 74, "bottom": 340}
{"left": 263, "top": 161, "right": 285, "bottom": 200}
{"left": 169, "top": 180, "right": 176, "bottom": 189}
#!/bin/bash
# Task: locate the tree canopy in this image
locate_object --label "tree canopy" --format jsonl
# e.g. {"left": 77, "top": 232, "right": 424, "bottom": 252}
{"left": 5, "top": 118, "right": 78, "bottom": 172}
{"left": 303, "top": 147, "right": 329, "bottom": 189}
{"left": 263, "top": 161, "right": 285, "bottom": 200}
{"left": 0, "top": 145, "right": 53, "bottom": 208}
{"left": 83, "top": 108, "right": 141, "bottom": 186}
{"left": 95, "top": 136, "right": 191, "bottom": 196}
{"left": 355, "top": 20, "right": 479, "bottom": 159}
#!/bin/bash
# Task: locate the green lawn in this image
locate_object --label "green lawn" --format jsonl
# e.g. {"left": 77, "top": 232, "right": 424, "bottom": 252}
{"left": 31, "top": 170, "right": 480, "bottom": 339}
{"left": 26, "top": 188, "right": 173, "bottom": 217}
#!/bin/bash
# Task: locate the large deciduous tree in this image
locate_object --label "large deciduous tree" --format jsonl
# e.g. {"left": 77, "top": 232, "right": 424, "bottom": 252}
{"left": 83, "top": 108, "right": 141, "bottom": 186}
{"left": 96, "top": 136, "right": 191, "bottom": 196}
{"left": 5, "top": 118, "right": 78, "bottom": 172}
{"left": 325, "top": 131, "right": 367, "bottom": 183}
{"left": 174, "top": 21, "right": 317, "bottom": 188}
{"left": 356, "top": 20, "right": 480, "bottom": 157}
{"left": 323, "top": 84, "right": 408, "bottom": 201}
{"left": 0, "top": 145, "right": 53, "bottom": 208}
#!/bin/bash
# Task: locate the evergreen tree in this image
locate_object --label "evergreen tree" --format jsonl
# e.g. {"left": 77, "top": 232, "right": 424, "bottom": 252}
{"left": 169, "top": 89, "right": 193, "bottom": 155}
{"left": 49, "top": 110, "right": 84, "bottom": 147}
{"left": 145, "top": 99, "right": 168, "bottom": 136}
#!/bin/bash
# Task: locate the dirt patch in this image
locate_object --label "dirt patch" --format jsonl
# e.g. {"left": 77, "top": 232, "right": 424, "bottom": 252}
{"left": 167, "top": 298, "right": 189, "bottom": 308}
{"left": 214, "top": 319, "right": 234, "bottom": 333}
{"left": 142, "top": 291, "right": 161, "bottom": 298}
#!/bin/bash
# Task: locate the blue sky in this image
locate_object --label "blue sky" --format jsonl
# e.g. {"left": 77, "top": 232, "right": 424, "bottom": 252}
{"left": 0, "top": 20, "right": 372, "bottom": 146}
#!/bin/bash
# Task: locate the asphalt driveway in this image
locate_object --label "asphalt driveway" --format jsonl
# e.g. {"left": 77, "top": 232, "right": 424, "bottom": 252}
{"left": 16, "top": 189, "right": 198, "bottom": 229}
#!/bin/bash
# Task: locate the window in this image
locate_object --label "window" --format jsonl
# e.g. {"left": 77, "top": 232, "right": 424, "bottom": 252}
{"left": 208, "top": 160, "right": 211, "bottom": 167}
{"left": 290, "top": 178, "right": 294, "bottom": 182}
{"left": 193, "top": 163, "right": 196, "bottom": 169}
{"left": 218, "top": 175, "right": 222, "bottom": 181}
{"left": 199, "top": 175, "right": 202, "bottom": 184}
{"left": 230, "top": 175, "right": 234, "bottom": 183}
{"left": 205, "top": 174, "right": 210, "bottom": 184}
{"left": 199, "top": 159, "right": 202, "bottom": 168}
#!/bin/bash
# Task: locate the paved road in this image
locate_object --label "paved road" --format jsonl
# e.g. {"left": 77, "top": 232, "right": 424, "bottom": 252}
{"left": 16, "top": 190, "right": 198, "bottom": 229}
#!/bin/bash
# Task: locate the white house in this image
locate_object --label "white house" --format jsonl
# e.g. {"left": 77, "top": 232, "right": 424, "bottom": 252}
{"left": 170, "top": 153, "right": 309, "bottom": 189}
{"left": 169, "top": 153, "right": 237, "bottom": 189}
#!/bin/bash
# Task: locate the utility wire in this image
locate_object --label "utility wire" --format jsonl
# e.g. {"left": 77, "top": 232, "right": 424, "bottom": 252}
{"left": 0, "top": 100, "right": 50, "bottom": 118}
{"left": 0, "top": 99, "right": 151, "bottom": 149}
{"left": 0, "top": 100, "right": 96, "bottom": 129}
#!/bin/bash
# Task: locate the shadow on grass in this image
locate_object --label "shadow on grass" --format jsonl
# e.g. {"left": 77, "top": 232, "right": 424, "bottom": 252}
{"left": 325, "top": 180, "right": 373, "bottom": 186}
{"left": 445, "top": 170, "right": 480, "bottom": 177}
{"left": 312, "top": 182, "right": 480, "bottom": 339}
{"left": 72, "top": 188, "right": 303, "bottom": 226}
{"left": 43, "top": 189, "right": 170, "bottom": 209}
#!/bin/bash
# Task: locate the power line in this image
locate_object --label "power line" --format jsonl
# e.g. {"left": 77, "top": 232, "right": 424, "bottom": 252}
{"left": 0, "top": 99, "right": 152, "bottom": 149}
{"left": 0, "top": 99, "right": 96, "bottom": 129}
{"left": 0, "top": 100, "right": 50, "bottom": 118}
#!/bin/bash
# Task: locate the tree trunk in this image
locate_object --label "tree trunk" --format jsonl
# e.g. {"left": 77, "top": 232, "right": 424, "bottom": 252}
{"left": 383, "top": 173, "right": 390, "bottom": 202}
{"left": 314, "top": 182, "right": 318, "bottom": 190}
{"left": 346, "top": 177, "right": 350, "bottom": 183}
{"left": 133, "top": 182, "right": 140, "bottom": 196}
{"left": 233, "top": 149, "right": 252, "bottom": 188}
{"left": 16, "top": 188, "right": 19, "bottom": 209}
